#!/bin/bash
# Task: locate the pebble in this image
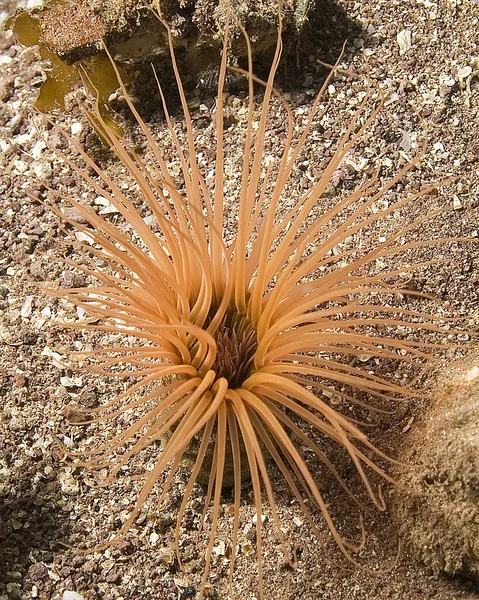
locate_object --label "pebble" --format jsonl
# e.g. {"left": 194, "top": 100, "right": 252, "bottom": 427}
{"left": 74, "top": 231, "right": 94, "bottom": 244}
{"left": 104, "top": 569, "right": 122, "bottom": 584}
{"left": 82, "top": 560, "right": 96, "bottom": 573}
{"left": 61, "top": 271, "right": 85, "bottom": 288}
{"left": 400, "top": 131, "right": 412, "bottom": 152}
{"left": 303, "top": 74, "right": 314, "bottom": 88}
{"left": 149, "top": 531, "right": 159, "bottom": 544}
{"left": 78, "top": 385, "right": 98, "bottom": 408}
{"left": 157, "top": 547, "right": 176, "bottom": 565}
{"left": 63, "top": 592, "right": 85, "bottom": 600}
{"left": 0, "top": 75, "right": 15, "bottom": 102}
{"left": 13, "top": 373, "right": 27, "bottom": 388}
{"left": 62, "top": 207, "right": 89, "bottom": 224}
{"left": 29, "top": 260, "right": 45, "bottom": 280}
{"left": 27, "top": 563, "right": 49, "bottom": 582}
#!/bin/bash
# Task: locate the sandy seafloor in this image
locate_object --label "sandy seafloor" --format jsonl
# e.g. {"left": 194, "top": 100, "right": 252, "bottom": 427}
{"left": 1, "top": 0, "right": 479, "bottom": 599}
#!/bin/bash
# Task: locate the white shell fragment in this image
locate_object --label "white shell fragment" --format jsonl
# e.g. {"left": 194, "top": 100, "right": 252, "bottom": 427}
{"left": 457, "top": 65, "right": 472, "bottom": 82}
{"left": 70, "top": 122, "right": 83, "bottom": 135}
{"left": 74, "top": 231, "right": 95, "bottom": 244}
{"left": 31, "top": 140, "right": 46, "bottom": 159}
{"left": 20, "top": 295, "right": 34, "bottom": 318}
{"left": 60, "top": 375, "right": 83, "bottom": 388}
{"left": 397, "top": 29, "right": 412, "bottom": 55}
{"left": 63, "top": 592, "right": 85, "bottom": 600}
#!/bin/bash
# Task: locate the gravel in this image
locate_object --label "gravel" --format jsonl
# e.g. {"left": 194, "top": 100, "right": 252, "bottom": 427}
{"left": 1, "top": 1, "right": 479, "bottom": 599}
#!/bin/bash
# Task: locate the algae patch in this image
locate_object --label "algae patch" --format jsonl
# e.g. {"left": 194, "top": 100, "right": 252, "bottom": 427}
{"left": 6, "top": 2, "right": 126, "bottom": 115}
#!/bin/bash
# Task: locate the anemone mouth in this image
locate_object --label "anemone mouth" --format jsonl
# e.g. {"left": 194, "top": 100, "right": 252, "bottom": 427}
{"left": 212, "top": 310, "right": 258, "bottom": 388}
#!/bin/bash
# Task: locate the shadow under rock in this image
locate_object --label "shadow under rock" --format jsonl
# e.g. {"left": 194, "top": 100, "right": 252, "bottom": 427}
{"left": 121, "top": 0, "right": 364, "bottom": 120}
{"left": 449, "top": 573, "right": 479, "bottom": 595}
{"left": 300, "top": 0, "right": 364, "bottom": 63}
{"left": 0, "top": 472, "right": 70, "bottom": 597}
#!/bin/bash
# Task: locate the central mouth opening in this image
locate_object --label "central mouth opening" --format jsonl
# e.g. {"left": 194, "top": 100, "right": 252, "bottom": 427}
{"left": 212, "top": 311, "right": 258, "bottom": 388}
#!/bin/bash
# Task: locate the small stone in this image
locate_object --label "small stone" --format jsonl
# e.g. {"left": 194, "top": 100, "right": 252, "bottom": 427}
{"left": 439, "top": 85, "right": 452, "bottom": 98}
{"left": 302, "top": 74, "right": 314, "bottom": 88}
{"left": 60, "top": 375, "right": 83, "bottom": 389}
{"left": 11, "top": 518, "right": 23, "bottom": 530}
{"left": 104, "top": 569, "right": 121, "bottom": 584}
{"left": 13, "top": 373, "right": 28, "bottom": 389}
{"left": 62, "top": 207, "right": 89, "bottom": 225}
{"left": 149, "top": 531, "right": 159, "bottom": 544}
{"left": 27, "top": 562, "right": 49, "bottom": 582}
{"left": 9, "top": 114, "right": 23, "bottom": 134}
{"left": 6, "top": 583, "right": 21, "bottom": 599}
{"left": 31, "top": 140, "right": 47, "bottom": 159}
{"left": 61, "top": 271, "right": 85, "bottom": 288}
{"left": 29, "top": 261, "right": 45, "bottom": 280}
{"left": 78, "top": 385, "right": 98, "bottom": 408}
{"left": 82, "top": 560, "right": 96, "bottom": 573}
{"left": 399, "top": 131, "right": 411, "bottom": 152}
{"left": 252, "top": 512, "right": 266, "bottom": 524}
{"left": 439, "top": 73, "right": 456, "bottom": 87}
{"left": 9, "top": 417, "right": 27, "bottom": 432}
{"left": 457, "top": 65, "right": 472, "bottom": 82}
{"left": 158, "top": 547, "right": 176, "bottom": 566}
{"left": 241, "top": 541, "right": 253, "bottom": 556}
{"left": 59, "top": 472, "right": 80, "bottom": 495}
{"left": 213, "top": 540, "right": 225, "bottom": 556}
{"left": 0, "top": 75, "right": 15, "bottom": 102}
{"left": 22, "top": 330, "right": 37, "bottom": 345}
{"left": 74, "top": 231, "right": 94, "bottom": 244}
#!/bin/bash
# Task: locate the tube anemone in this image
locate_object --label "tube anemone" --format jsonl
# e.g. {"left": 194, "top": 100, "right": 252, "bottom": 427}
{"left": 39, "top": 7, "right": 476, "bottom": 599}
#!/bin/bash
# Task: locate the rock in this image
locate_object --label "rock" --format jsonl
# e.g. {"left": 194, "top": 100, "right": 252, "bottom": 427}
{"left": 29, "top": 260, "right": 45, "bottom": 280}
{"left": 81, "top": 560, "right": 97, "bottom": 573}
{"left": 6, "top": 0, "right": 313, "bottom": 112}
{"left": 27, "top": 562, "right": 49, "bottom": 582}
{"left": 104, "top": 569, "right": 121, "bottom": 584}
{"left": 393, "top": 354, "right": 479, "bottom": 582}
{"left": 78, "top": 385, "right": 98, "bottom": 408}
{"left": 13, "top": 373, "right": 28, "bottom": 389}
{"left": 9, "top": 0, "right": 311, "bottom": 64}
{"left": 61, "top": 271, "right": 85, "bottom": 289}
{"left": 0, "top": 76, "right": 15, "bottom": 103}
